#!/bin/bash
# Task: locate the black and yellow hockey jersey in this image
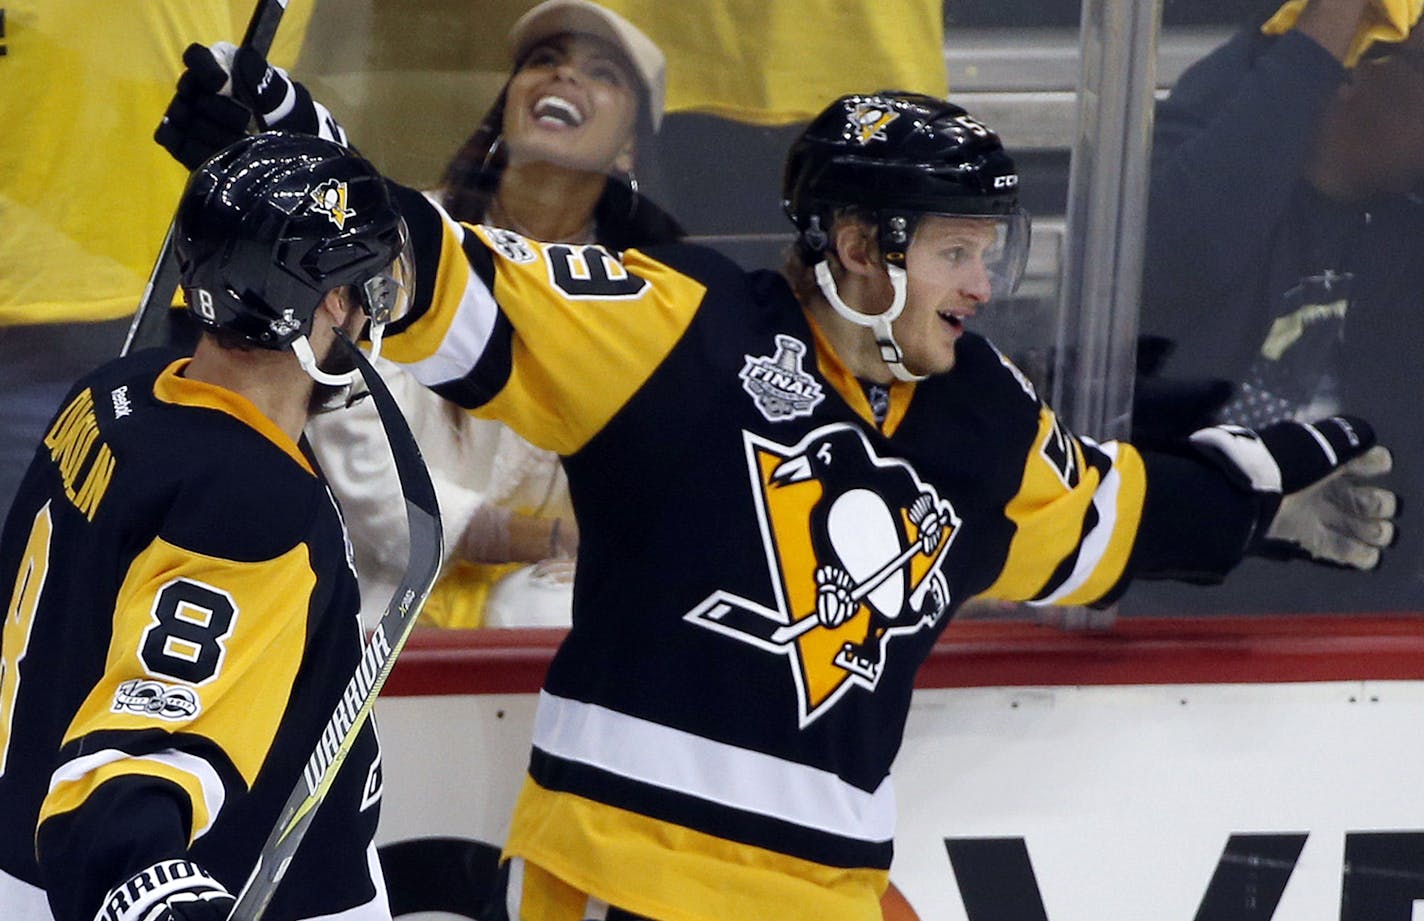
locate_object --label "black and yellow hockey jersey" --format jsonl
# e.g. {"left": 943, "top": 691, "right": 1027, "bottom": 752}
{"left": 383, "top": 191, "right": 1260, "bottom": 921}
{"left": 0, "top": 351, "right": 385, "bottom": 921}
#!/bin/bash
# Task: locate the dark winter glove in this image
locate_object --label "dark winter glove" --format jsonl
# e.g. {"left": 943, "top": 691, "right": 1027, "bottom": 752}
{"left": 93, "top": 859, "right": 234, "bottom": 921}
{"left": 1189, "top": 416, "right": 1398, "bottom": 569}
{"left": 154, "top": 43, "right": 253, "bottom": 169}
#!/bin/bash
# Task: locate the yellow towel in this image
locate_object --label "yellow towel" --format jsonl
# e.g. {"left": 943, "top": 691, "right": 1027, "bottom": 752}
{"left": 603, "top": 0, "right": 948, "bottom": 125}
{"left": 0, "top": 1, "right": 313, "bottom": 326}
{"left": 1262, "top": 0, "right": 1424, "bottom": 66}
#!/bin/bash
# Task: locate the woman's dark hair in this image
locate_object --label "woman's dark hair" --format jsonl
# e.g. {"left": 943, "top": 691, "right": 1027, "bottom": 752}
{"left": 436, "top": 72, "right": 683, "bottom": 250}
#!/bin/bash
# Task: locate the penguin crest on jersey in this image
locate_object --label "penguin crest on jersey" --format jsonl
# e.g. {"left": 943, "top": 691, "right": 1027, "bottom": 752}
{"left": 685, "top": 423, "right": 959, "bottom": 727}
{"left": 740, "top": 334, "right": 825, "bottom": 421}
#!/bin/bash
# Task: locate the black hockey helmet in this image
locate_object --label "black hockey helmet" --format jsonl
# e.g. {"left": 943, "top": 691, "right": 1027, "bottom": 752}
{"left": 174, "top": 131, "right": 413, "bottom": 351}
{"left": 782, "top": 91, "right": 1029, "bottom": 294}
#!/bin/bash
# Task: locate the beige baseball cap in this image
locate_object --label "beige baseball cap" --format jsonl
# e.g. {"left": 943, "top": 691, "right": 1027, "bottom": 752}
{"left": 508, "top": 0, "right": 666, "bottom": 130}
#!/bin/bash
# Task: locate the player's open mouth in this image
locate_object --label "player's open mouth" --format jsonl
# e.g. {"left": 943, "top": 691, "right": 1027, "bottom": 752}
{"left": 533, "top": 95, "right": 584, "bottom": 127}
{"left": 939, "top": 311, "right": 966, "bottom": 332}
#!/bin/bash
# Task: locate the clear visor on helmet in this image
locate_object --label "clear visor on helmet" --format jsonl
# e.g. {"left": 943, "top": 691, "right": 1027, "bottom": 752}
{"left": 904, "top": 208, "right": 1031, "bottom": 301}
{"left": 360, "top": 222, "right": 416, "bottom": 333}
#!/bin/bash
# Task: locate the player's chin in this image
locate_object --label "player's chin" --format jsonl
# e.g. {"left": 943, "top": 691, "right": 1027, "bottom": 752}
{"left": 906, "top": 343, "right": 957, "bottom": 378}
{"left": 321, "top": 349, "right": 357, "bottom": 377}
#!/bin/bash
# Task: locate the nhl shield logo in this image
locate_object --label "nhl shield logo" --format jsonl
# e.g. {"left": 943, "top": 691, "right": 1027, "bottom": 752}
{"left": 685, "top": 424, "right": 959, "bottom": 727}
{"left": 740, "top": 335, "right": 825, "bottom": 422}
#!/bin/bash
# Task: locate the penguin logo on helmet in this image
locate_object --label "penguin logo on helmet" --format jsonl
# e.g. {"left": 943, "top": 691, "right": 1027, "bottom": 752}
{"left": 849, "top": 101, "right": 899, "bottom": 145}
{"left": 310, "top": 178, "right": 356, "bottom": 230}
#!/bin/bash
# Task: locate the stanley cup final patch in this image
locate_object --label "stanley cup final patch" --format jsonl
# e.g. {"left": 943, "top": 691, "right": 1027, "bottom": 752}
{"left": 740, "top": 335, "right": 825, "bottom": 422}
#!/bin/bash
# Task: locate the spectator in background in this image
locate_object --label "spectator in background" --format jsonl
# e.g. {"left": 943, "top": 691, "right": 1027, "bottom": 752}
{"left": 0, "top": 1, "right": 311, "bottom": 525}
{"left": 1128, "top": 0, "right": 1424, "bottom": 614}
{"left": 163, "top": 0, "right": 683, "bottom": 627}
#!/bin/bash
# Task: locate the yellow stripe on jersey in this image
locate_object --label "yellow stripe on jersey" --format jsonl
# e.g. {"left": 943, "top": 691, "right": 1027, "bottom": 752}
{"left": 804, "top": 310, "right": 915, "bottom": 436}
{"left": 153, "top": 359, "right": 313, "bottom": 474}
{"left": 503, "top": 779, "right": 886, "bottom": 921}
{"left": 1050, "top": 443, "right": 1146, "bottom": 606}
{"left": 482, "top": 247, "right": 704, "bottom": 453}
{"left": 478, "top": 231, "right": 707, "bottom": 454}
{"left": 379, "top": 217, "right": 470, "bottom": 371}
{"left": 981, "top": 409, "right": 1146, "bottom": 604}
{"left": 40, "top": 757, "right": 214, "bottom": 845}
{"left": 64, "top": 535, "right": 314, "bottom": 788}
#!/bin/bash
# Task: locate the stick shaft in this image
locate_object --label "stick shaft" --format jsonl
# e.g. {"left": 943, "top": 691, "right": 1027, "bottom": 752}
{"left": 121, "top": 0, "right": 292, "bottom": 356}
{"left": 227, "top": 334, "right": 442, "bottom": 921}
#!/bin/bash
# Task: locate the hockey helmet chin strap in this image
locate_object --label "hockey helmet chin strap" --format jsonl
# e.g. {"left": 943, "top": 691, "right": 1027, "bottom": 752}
{"left": 291, "top": 249, "right": 410, "bottom": 395}
{"left": 814, "top": 259, "right": 924, "bottom": 383}
{"left": 291, "top": 318, "right": 389, "bottom": 389}
{"left": 291, "top": 315, "right": 392, "bottom": 419}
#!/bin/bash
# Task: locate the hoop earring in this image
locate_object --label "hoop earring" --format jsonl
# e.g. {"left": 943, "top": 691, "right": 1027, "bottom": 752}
{"left": 481, "top": 136, "right": 504, "bottom": 175}
{"left": 624, "top": 168, "right": 640, "bottom": 219}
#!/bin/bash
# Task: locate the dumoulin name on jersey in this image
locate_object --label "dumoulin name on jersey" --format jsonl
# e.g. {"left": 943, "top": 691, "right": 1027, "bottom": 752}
{"left": 381, "top": 195, "right": 1232, "bottom": 921}
{"left": 38, "top": 385, "right": 118, "bottom": 522}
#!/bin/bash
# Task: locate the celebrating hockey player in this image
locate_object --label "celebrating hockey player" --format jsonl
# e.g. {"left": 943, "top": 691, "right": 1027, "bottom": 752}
{"left": 154, "top": 55, "right": 1398, "bottom": 921}
{"left": 0, "top": 133, "right": 415, "bottom": 921}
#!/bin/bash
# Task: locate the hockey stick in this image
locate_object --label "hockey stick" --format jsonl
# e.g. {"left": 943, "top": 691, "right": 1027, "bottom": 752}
{"left": 226, "top": 331, "right": 443, "bottom": 921}
{"left": 701, "top": 534, "right": 939, "bottom": 646}
{"left": 121, "top": 0, "right": 292, "bottom": 356}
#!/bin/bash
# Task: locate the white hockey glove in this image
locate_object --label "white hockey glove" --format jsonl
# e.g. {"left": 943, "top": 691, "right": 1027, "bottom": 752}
{"left": 1189, "top": 415, "right": 1398, "bottom": 570}
{"left": 93, "top": 859, "right": 234, "bottom": 921}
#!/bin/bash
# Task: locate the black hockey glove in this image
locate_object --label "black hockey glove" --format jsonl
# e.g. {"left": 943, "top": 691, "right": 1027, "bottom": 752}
{"left": 154, "top": 42, "right": 349, "bottom": 171}
{"left": 93, "top": 859, "right": 234, "bottom": 921}
{"left": 227, "top": 43, "right": 349, "bottom": 144}
{"left": 1189, "top": 416, "right": 1398, "bottom": 570}
{"left": 154, "top": 43, "right": 252, "bottom": 169}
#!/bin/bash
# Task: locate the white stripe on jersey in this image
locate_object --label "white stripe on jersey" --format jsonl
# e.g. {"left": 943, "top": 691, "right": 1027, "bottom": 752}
{"left": 532, "top": 690, "right": 896, "bottom": 843}
{"left": 401, "top": 211, "right": 501, "bottom": 389}
{"left": 1031, "top": 438, "right": 1126, "bottom": 606}
{"left": 48, "top": 748, "right": 226, "bottom": 840}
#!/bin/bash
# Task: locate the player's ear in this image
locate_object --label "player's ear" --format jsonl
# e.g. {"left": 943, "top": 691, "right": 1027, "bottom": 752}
{"left": 831, "top": 219, "right": 881, "bottom": 278}
{"left": 317, "top": 287, "right": 354, "bottom": 325}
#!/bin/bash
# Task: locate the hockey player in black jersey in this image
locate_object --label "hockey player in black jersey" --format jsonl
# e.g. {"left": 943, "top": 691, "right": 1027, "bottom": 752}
{"left": 0, "top": 132, "right": 415, "bottom": 921}
{"left": 157, "top": 58, "right": 1399, "bottom": 921}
